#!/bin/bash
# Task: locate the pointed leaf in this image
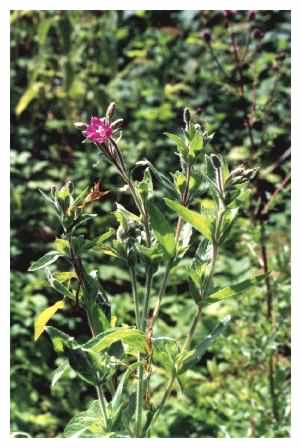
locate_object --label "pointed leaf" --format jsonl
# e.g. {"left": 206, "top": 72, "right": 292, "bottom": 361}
{"left": 51, "top": 360, "right": 71, "bottom": 389}
{"left": 28, "top": 251, "right": 62, "bottom": 271}
{"left": 176, "top": 315, "right": 231, "bottom": 373}
{"left": 164, "top": 198, "right": 212, "bottom": 240}
{"left": 34, "top": 300, "right": 64, "bottom": 341}
{"left": 208, "top": 274, "right": 267, "bottom": 301}
{"left": 149, "top": 203, "right": 176, "bottom": 258}
{"left": 82, "top": 327, "right": 147, "bottom": 354}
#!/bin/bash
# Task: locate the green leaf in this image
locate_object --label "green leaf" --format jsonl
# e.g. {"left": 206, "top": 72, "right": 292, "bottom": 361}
{"left": 111, "top": 362, "right": 141, "bottom": 417}
{"left": 53, "top": 271, "right": 77, "bottom": 283}
{"left": 53, "top": 238, "right": 70, "bottom": 255}
{"left": 164, "top": 198, "right": 212, "bottom": 240}
{"left": 63, "top": 400, "right": 107, "bottom": 437}
{"left": 45, "top": 326, "right": 74, "bottom": 352}
{"left": 176, "top": 315, "right": 231, "bottom": 373}
{"left": 136, "top": 159, "right": 175, "bottom": 195}
{"left": 82, "top": 327, "right": 147, "bottom": 354}
{"left": 51, "top": 360, "right": 70, "bottom": 390}
{"left": 189, "top": 132, "right": 204, "bottom": 156}
{"left": 152, "top": 337, "right": 179, "bottom": 371}
{"left": 28, "top": 251, "right": 62, "bottom": 271}
{"left": 46, "top": 269, "right": 75, "bottom": 300}
{"left": 165, "top": 132, "right": 187, "bottom": 151}
{"left": 15, "top": 82, "right": 43, "bottom": 115}
{"left": 149, "top": 203, "right": 176, "bottom": 258}
{"left": 208, "top": 274, "right": 267, "bottom": 301}
{"left": 65, "top": 347, "right": 109, "bottom": 386}
{"left": 34, "top": 301, "right": 64, "bottom": 341}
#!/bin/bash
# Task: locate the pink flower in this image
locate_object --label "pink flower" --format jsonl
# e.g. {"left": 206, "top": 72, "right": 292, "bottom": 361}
{"left": 83, "top": 116, "right": 113, "bottom": 144}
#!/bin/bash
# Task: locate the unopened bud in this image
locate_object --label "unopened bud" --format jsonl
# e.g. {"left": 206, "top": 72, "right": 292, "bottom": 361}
{"left": 253, "top": 28, "right": 264, "bottom": 40}
{"left": 276, "top": 52, "right": 286, "bottom": 62}
{"left": 211, "top": 154, "right": 221, "bottom": 169}
{"left": 50, "top": 185, "right": 57, "bottom": 197}
{"left": 66, "top": 180, "right": 74, "bottom": 194}
{"left": 202, "top": 29, "right": 211, "bottom": 43}
{"left": 223, "top": 10, "right": 235, "bottom": 20}
{"left": 248, "top": 10, "right": 256, "bottom": 20}
{"left": 74, "top": 122, "right": 87, "bottom": 129}
{"left": 106, "top": 102, "right": 116, "bottom": 120}
{"left": 183, "top": 108, "right": 191, "bottom": 126}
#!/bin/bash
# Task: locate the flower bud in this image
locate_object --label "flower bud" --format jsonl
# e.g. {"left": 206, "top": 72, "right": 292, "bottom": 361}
{"left": 202, "top": 29, "right": 211, "bottom": 43}
{"left": 248, "top": 10, "right": 256, "bottom": 20}
{"left": 211, "top": 154, "right": 221, "bottom": 169}
{"left": 66, "top": 180, "right": 74, "bottom": 194}
{"left": 50, "top": 185, "right": 57, "bottom": 198}
{"left": 183, "top": 108, "right": 191, "bottom": 126}
{"left": 74, "top": 122, "right": 87, "bottom": 129}
{"left": 106, "top": 102, "right": 116, "bottom": 120}
{"left": 253, "top": 28, "right": 264, "bottom": 40}
{"left": 223, "top": 10, "right": 235, "bottom": 20}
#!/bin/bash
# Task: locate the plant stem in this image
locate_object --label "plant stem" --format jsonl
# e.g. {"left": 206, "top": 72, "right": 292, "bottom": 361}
{"left": 135, "top": 358, "right": 144, "bottom": 437}
{"left": 149, "top": 261, "right": 172, "bottom": 330}
{"left": 129, "top": 267, "right": 140, "bottom": 329}
{"left": 141, "top": 267, "right": 153, "bottom": 331}
{"left": 96, "top": 384, "right": 109, "bottom": 430}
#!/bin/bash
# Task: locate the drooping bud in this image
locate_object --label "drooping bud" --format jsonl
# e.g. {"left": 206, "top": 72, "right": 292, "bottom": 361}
{"left": 66, "top": 180, "right": 74, "bottom": 194}
{"left": 248, "top": 10, "right": 256, "bottom": 20}
{"left": 106, "top": 102, "right": 116, "bottom": 120}
{"left": 253, "top": 28, "right": 264, "bottom": 40}
{"left": 202, "top": 29, "right": 211, "bottom": 44}
{"left": 223, "top": 10, "right": 235, "bottom": 20}
{"left": 183, "top": 108, "right": 191, "bottom": 127}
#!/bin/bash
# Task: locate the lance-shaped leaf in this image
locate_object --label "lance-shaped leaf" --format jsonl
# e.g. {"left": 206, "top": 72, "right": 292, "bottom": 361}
{"left": 28, "top": 251, "right": 62, "bottom": 271}
{"left": 176, "top": 315, "right": 231, "bottom": 373}
{"left": 64, "top": 347, "right": 109, "bottom": 386}
{"left": 111, "top": 361, "right": 141, "bottom": 419}
{"left": 207, "top": 274, "right": 267, "bottom": 302}
{"left": 82, "top": 327, "right": 147, "bottom": 354}
{"left": 149, "top": 203, "right": 176, "bottom": 258}
{"left": 45, "top": 325, "right": 74, "bottom": 352}
{"left": 51, "top": 360, "right": 71, "bottom": 390}
{"left": 164, "top": 198, "right": 212, "bottom": 240}
{"left": 63, "top": 400, "right": 107, "bottom": 438}
{"left": 46, "top": 269, "right": 75, "bottom": 300}
{"left": 34, "top": 300, "right": 64, "bottom": 341}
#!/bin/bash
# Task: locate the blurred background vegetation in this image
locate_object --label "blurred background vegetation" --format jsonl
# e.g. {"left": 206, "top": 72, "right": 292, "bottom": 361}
{"left": 10, "top": 10, "right": 290, "bottom": 437}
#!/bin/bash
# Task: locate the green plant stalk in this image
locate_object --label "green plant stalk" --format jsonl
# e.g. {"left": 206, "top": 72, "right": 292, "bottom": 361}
{"left": 148, "top": 203, "right": 225, "bottom": 431}
{"left": 129, "top": 267, "right": 140, "bottom": 330}
{"left": 96, "top": 383, "right": 109, "bottom": 430}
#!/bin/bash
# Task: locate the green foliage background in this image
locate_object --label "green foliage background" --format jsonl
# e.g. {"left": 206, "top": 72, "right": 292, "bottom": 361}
{"left": 11, "top": 10, "right": 290, "bottom": 437}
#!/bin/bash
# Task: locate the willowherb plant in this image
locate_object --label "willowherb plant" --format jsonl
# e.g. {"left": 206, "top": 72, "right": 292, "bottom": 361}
{"left": 29, "top": 104, "right": 263, "bottom": 438}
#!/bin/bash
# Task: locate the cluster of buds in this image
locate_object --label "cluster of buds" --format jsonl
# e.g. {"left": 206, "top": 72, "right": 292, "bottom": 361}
{"left": 74, "top": 103, "right": 128, "bottom": 182}
{"left": 225, "top": 165, "right": 258, "bottom": 188}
